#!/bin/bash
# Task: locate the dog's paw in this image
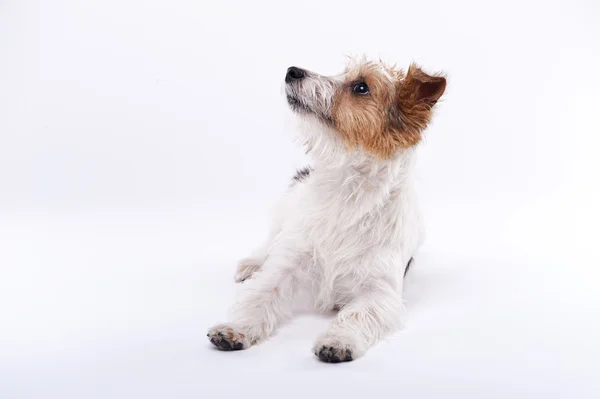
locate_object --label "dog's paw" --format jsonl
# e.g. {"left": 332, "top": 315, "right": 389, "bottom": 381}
{"left": 315, "top": 345, "right": 353, "bottom": 363}
{"left": 312, "top": 334, "right": 359, "bottom": 363}
{"left": 234, "top": 258, "right": 263, "bottom": 283}
{"left": 207, "top": 324, "right": 249, "bottom": 351}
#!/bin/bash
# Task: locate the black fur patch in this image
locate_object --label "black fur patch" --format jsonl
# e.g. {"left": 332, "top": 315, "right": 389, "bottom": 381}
{"left": 404, "top": 257, "right": 414, "bottom": 276}
{"left": 291, "top": 166, "right": 313, "bottom": 185}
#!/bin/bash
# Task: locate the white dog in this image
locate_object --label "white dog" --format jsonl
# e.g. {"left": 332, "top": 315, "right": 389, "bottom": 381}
{"left": 207, "top": 57, "right": 446, "bottom": 362}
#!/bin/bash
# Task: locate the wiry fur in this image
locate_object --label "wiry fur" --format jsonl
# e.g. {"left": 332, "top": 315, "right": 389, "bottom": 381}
{"left": 208, "top": 57, "right": 446, "bottom": 362}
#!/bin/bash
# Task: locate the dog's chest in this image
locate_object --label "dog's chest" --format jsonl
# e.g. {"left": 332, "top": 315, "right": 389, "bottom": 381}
{"left": 283, "top": 166, "right": 418, "bottom": 306}
{"left": 298, "top": 178, "right": 404, "bottom": 271}
{"left": 300, "top": 200, "right": 402, "bottom": 306}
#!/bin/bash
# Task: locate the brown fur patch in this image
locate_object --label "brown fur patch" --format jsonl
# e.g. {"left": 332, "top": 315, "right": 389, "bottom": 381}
{"left": 332, "top": 61, "right": 446, "bottom": 158}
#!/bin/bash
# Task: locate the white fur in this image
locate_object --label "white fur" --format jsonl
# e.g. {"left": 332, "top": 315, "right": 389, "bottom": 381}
{"left": 208, "top": 65, "right": 425, "bottom": 362}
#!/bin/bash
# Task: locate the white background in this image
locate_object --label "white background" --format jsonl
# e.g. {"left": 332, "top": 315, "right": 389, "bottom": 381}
{"left": 1, "top": 0, "right": 599, "bottom": 398}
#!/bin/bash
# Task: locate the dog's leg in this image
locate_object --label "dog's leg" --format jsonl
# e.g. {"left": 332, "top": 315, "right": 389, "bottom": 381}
{"left": 234, "top": 246, "right": 268, "bottom": 283}
{"left": 234, "top": 214, "right": 286, "bottom": 283}
{"left": 209, "top": 247, "right": 302, "bottom": 350}
{"left": 313, "top": 283, "right": 403, "bottom": 362}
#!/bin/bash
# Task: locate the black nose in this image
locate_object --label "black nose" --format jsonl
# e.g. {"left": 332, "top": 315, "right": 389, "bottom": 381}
{"left": 286, "top": 66, "right": 305, "bottom": 83}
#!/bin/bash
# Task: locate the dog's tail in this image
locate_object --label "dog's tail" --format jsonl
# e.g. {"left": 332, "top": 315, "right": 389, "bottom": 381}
{"left": 404, "top": 257, "right": 414, "bottom": 277}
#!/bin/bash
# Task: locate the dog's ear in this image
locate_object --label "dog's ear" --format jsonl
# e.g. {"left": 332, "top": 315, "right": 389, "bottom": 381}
{"left": 402, "top": 64, "right": 446, "bottom": 106}
{"left": 387, "top": 64, "right": 446, "bottom": 136}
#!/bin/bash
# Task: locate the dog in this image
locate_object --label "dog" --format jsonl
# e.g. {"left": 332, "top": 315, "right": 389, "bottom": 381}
{"left": 207, "top": 57, "right": 446, "bottom": 362}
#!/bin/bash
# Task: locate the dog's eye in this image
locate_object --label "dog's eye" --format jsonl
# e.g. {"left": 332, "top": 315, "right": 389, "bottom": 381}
{"left": 352, "top": 82, "right": 369, "bottom": 95}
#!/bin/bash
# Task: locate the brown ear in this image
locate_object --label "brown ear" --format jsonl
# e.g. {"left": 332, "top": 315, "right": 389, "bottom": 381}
{"left": 404, "top": 64, "right": 446, "bottom": 106}
{"left": 386, "top": 64, "right": 447, "bottom": 141}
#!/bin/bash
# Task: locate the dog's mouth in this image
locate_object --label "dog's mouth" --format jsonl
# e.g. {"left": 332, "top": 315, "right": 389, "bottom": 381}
{"left": 286, "top": 94, "right": 334, "bottom": 126}
{"left": 286, "top": 94, "right": 312, "bottom": 114}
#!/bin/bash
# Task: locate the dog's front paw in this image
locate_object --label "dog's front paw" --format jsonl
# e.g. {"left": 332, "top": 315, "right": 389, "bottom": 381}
{"left": 313, "top": 333, "right": 361, "bottom": 363}
{"left": 207, "top": 324, "right": 249, "bottom": 351}
{"left": 234, "top": 258, "right": 263, "bottom": 283}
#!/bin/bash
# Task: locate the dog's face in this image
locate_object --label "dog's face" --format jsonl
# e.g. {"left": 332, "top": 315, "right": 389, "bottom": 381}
{"left": 285, "top": 58, "right": 446, "bottom": 159}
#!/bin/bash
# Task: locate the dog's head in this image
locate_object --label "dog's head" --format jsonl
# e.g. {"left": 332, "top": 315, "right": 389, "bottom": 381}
{"left": 285, "top": 58, "right": 446, "bottom": 159}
